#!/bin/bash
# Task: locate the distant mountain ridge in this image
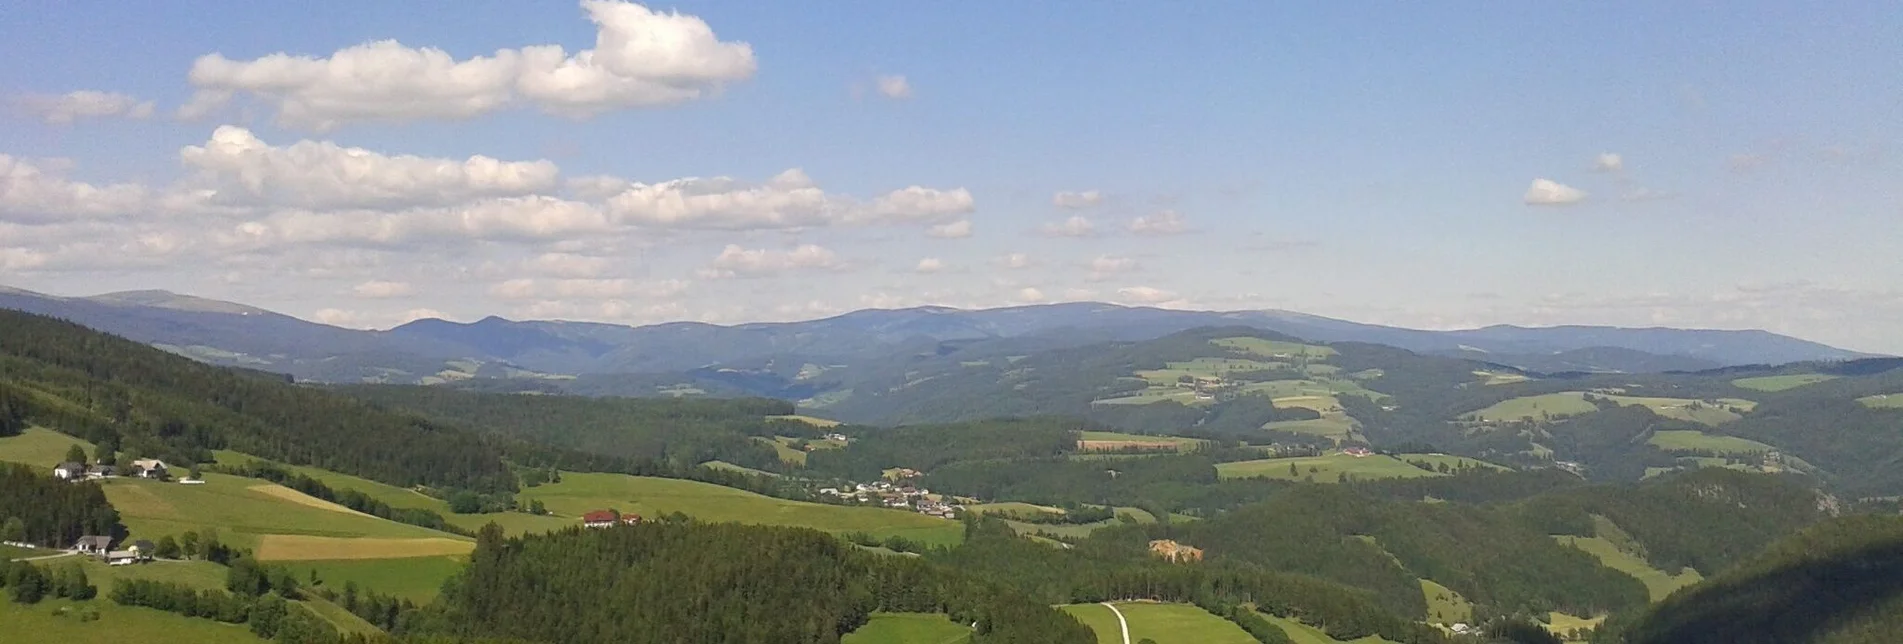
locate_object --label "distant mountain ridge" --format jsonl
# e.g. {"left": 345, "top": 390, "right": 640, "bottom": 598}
{"left": 0, "top": 285, "right": 1880, "bottom": 386}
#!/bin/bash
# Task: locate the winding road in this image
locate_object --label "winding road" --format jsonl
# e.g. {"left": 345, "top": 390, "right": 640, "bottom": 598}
{"left": 1100, "top": 602, "right": 1131, "bottom": 644}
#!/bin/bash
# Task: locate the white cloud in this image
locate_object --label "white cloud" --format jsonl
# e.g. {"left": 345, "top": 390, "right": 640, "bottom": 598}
{"left": 565, "top": 175, "right": 631, "bottom": 200}
{"left": 996, "top": 253, "right": 1033, "bottom": 270}
{"left": 700, "top": 243, "right": 841, "bottom": 278}
{"left": 875, "top": 75, "right": 912, "bottom": 100}
{"left": 350, "top": 279, "right": 413, "bottom": 298}
{"left": 184, "top": 0, "right": 756, "bottom": 129}
{"left": 1523, "top": 178, "right": 1587, "bottom": 206}
{"left": 1063, "top": 288, "right": 1098, "bottom": 301}
{"left": 1013, "top": 287, "right": 1047, "bottom": 304}
{"left": 523, "top": 252, "right": 614, "bottom": 278}
{"left": 926, "top": 219, "right": 972, "bottom": 239}
{"left": 180, "top": 126, "right": 560, "bottom": 210}
{"left": 312, "top": 307, "right": 445, "bottom": 329}
{"left": 0, "top": 155, "right": 149, "bottom": 223}
{"left": 1040, "top": 215, "right": 1095, "bottom": 237}
{"left": 1051, "top": 190, "right": 1102, "bottom": 209}
{"left": 1593, "top": 152, "right": 1623, "bottom": 173}
{"left": 1128, "top": 210, "right": 1186, "bottom": 235}
{"left": 602, "top": 168, "right": 972, "bottom": 230}
{"left": 1087, "top": 255, "right": 1137, "bottom": 281}
{"left": 1116, "top": 286, "right": 1179, "bottom": 305}
{"left": 13, "top": 91, "right": 155, "bottom": 125}
{"left": 489, "top": 277, "right": 686, "bottom": 299}
{"left": 914, "top": 258, "right": 944, "bottom": 273}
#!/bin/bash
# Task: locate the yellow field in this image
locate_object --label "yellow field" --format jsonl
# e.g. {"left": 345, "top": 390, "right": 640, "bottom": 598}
{"left": 254, "top": 535, "right": 474, "bottom": 561}
{"left": 99, "top": 472, "right": 466, "bottom": 553}
{"left": 1218, "top": 453, "right": 1498, "bottom": 482}
{"left": 215, "top": 450, "right": 581, "bottom": 536}
{"left": 247, "top": 483, "right": 375, "bottom": 517}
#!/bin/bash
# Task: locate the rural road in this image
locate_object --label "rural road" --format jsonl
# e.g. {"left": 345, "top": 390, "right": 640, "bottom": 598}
{"left": 1100, "top": 602, "right": 1131, "bottom": 644}
{"left": 11, "top": 551, "right": 76, "bottom": 562}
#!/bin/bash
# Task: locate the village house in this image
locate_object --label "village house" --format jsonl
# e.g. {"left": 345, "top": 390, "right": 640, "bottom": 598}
{"left": 1341, "top": 447, "right": 1374, "bottom": 458}
{"left": 130, "top": 458, "right": 169, "bottom": 480}
{"left": 53, "top": 461, "right": 87, "bottom": 481}
{"left": 581, "top": 510, "right": 618, "bottom": 528}
{"left": 86, "top": 464, "right": 117, "bottom": 479}
{"left": 73, "top": 535, "right": 112, "bottom": 556}
{"left": 128, "top": 540, "right": 157, "bottom": 560}
{"left": 620, "top": 514, "right": 643, "bottom": 526}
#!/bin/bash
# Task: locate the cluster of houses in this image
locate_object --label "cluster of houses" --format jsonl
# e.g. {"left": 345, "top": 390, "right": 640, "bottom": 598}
{"left": 816, "top": 479, "right": 963, "bottom": 519}
{"left": 73, "top": 535, "right": 157, "bottom": 566}
{"left": 580, "top": 510, "right": 644, "bottom": 528}
{"left": 53, "top": 458, "right": 171, "bottom": 482}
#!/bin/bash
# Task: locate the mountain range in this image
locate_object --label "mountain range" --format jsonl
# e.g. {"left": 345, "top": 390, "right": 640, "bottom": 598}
{"left": 0, "top": 285, "right": 1879, "bottom": 389}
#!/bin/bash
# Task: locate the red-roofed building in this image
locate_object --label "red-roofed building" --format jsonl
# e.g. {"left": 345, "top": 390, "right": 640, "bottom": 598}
{"left": 582, "top": 510, "right": 618, "bottom": 528}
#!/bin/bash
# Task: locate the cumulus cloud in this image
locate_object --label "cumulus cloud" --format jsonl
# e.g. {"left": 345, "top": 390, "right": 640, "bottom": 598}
{"left": 489, "top": 277, "right": 686, "bottom": 299}
{"left": 875, "top": 75, "right": 912, "bottom": 99}
{"left": 183, "top": 0, "right": 756, "bottom": 128}
{"left": 13, "top": 91, "right": 155, "bottom": 125}
{"left": 1128, "top": 210, "right": 1186, "bottom": 235}
{"left": 914, "top": 257, "right": 944, "bottom": 273}
{"left": 0, "top": 155, "right": 149, "bottom": 223}
{"left": 1087, "top": 255, "right": 1137, "bottom": 281}
{"left": 1040, "top": 215, "right": 1095, "bottom": 237}
{"left": 996, "top": 253, "right": 1033, "bottom": 270}
{"left": 700, "top": 243, "right": 841, "bottom": 278}
{"left": 1013, "top": 287, "right": 1047, "bottom": 304}
{"left": 1592, "top": 152, "right": 1623, "bottom": 173}
{"left": 1523, "top": 178, "right": 1587, "bottom": 206}
{"left": 522, "top": 252, "right": 614, "bottom": 278}
{"left": 926, "top": 219, "right": 972, "bottom": 239}
{"left": 350, "top": 279, "right": 413, "bottom": 298}
{"left": 1051, "top": 190, "right": 1102, "bottom": 209}
{"left": 602, "top": 168, "right": 972, "bottom": 230}
{"left": 180, "top": 126, "right": 559, "bottom": 210}
{"left": 1116, "top": 286, "right": 1179, "bottom": 305}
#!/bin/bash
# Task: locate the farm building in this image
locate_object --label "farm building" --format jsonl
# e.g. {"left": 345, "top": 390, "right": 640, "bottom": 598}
{"left": 86, "top": 464, "right": 117, "bottom": 479}
{"left": 130, "top": 458, "right": 169, "bottom": 479}
{"left": 1342, "top": 447, "right": 1374, "bottom": 458}
{"left": 53, "top": 461, "right": 87, "bottom": 481}
{"left": 582, "top": 510, "right": 618, "bottom": 528}
{"left": 73, "top": 535, "right": 113, "bottom": 556}
{"left": 620, "top": 514, "right": 643, "bottom": 526}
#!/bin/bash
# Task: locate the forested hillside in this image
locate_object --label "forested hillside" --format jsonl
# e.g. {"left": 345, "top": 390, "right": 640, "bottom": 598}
{"left": 0, "top": 310, "right": 516, "bottom": 493}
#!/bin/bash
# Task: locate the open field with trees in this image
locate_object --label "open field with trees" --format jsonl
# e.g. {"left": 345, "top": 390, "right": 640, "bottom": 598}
{"left": 279, "top": 555, "right": 467, "bottom": 603}
{"left": 98, "top": 473, "right": 464, "bottom": 552}
{"left": 1464, "top": 392, "right": 1756, "bottom": 426}
{"left": 518, "top": 472, "right": 965, "bottom": 547}
{"left": 1076, "top": 430, "right": 1207, "bottom": 452}
{"left": 1731, "top": 374, "right": 1838, "bottom": 392}
{"left": 1217, "top": 453, "right": 1500, "bottom": 482}
{"left": 0, "top": 597, "right": 266, "bottom": 644}
{"left": 1554, "top": 535, "right": 1702, "bottom": 602}
{"left": 1859, "top": 393, "right": 1903, "bottom": 409}
{"left": 1419, "top": 579, "right": 1471, "bottom": 626}
{"left": 1261, "top": 610, "right": 1400, "bottom": 643}
{"left": 1645, "top": 430, "right": 1774, "bottom": 455}
{"left": 841, "top": 612, "right": 972, "bottom": 644}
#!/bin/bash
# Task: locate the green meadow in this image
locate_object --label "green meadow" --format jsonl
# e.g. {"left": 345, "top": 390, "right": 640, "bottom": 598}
{"left": 1420, "top": 579, "right": 1472, "bottom": 626}
{"left": 519, "top": 472, "right": 965, "bottom": 547}
{"left": 1465, "top": 392, "right": 1756, "bottom": 426}
{"left": 842, "top": 612, "right": 972, "bottom": 644}
{"left": 1731, "top": 374, "right": 1838, "bottom": 392}
{"left": 1554, "top": 536, "right": 1702, "bottom": 602}
{"left": 1646, "top": 430, "right": 1774, "bottom": 455}
{"left": 1259, "top": 610, "right": 1398, "bottom": 643}
{"left": 1061, "top": 602, "right": 1256, "bottom": 644}
{"left": 1217, "top": 453, "right": 1500, "bottom": 482}
{"left": 281, "top": 555, "right": 469, "bottom": 603}
{"left": 1858, "top": 393, "right": 1903, "bottom": 409}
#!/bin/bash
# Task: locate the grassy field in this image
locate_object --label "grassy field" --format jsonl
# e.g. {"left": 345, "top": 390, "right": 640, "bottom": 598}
{"left": 1262, "top": 416, "right": 1361, "bottom": 443}
{"left": 1554, "top": 536, "right": 1702, "bottom": 601}
{"left": 3, "top": 543, "right": 53, "bottom": 559}
{"left": 1859, "top": 393, "right": 1903, "bottom": 409}
{"left": 519, "top": 472, "right": 965, "bottom": 547}
{"left": 1731, "top": 374, "right": 1839, "bottom": 392}
{"left": 212, "top": 451, "right": 575, "bottom": 536}
{"left": 702, "top": 460, "right": 782, "bottom": 477}
{"left": 0, "top": 426, "right": 94, "bottom": 470}
{"left": 1213, "top": 337, "right": 1337, "bottom": 359}
{"left": 1421, "top": 578, "right": 1473, "bottom": 625}
{"left": 1259, "top": 610, "right": 1398, "bottom": 643}
{"left": 1646, "top": 430, "right": 1774, "bottom": 455}
{"left": 253, "top": 535, "right": 472, "bottom": 561}
{"left": 98, "top": 473, "right": 466, "bottom": 555}
{"left": 0, "top": 597, "right": 265, "bottom": 644}
{"left": 1003, "top": 507, "right": 1157, "bottom": 539}
{"left": 755, "top": 436, "right": 809, "bottom": 464}
{"left": 1546, "top": 612, "right": 1605, "bottom": 641}
{"left": 281, "top": 555, "right": 468, "bottom": 603}
{"left": 1076, "top": 431, "right": 1207, "bottom": 452}
{"left": 770, "top": 414, "right": 842, "bottom": 427}
{"left": 841, "top": 612, "right": 972, "bottom": 644}
{"left": 1474, "top": 370, "right": 1533, "bottom": 385}
{"left": 964, "top": 502, "right": 1064, "bottom": 516}
{"left": 1217, "top": 453, "right": 1498, "bottom": 482}
{"left": 1063, "top": 602, "right": 1257, "bottom": 644}
{"left": 1061, "top": 603, "right": 1123, "bottom": 644}
{"left": 1466, "top": 392, "right": 1756, "bottom": 426}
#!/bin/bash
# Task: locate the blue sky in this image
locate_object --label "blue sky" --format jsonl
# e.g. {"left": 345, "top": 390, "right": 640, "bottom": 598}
{"left": 2, "top": 1, "right": 1900, "bottom": 352}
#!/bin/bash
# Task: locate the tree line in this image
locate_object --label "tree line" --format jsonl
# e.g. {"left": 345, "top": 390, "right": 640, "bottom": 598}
{"left": 0, "top": 462, "right": 122, "bottom": 547}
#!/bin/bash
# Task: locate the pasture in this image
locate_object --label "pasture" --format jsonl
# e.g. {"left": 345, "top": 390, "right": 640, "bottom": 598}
{"left": 1217, "top": 453, "right": 1499, "bottom": 482}
{"left": 518, "top": 472, "right": 965, "bottom": 547}
{"left": 99, "top": 473, "right": 466, "bottom": 553}
{"left": 1003, "top": 507, "right": 1157, "bottom": 539}
{"left": 0, "top": 597, "right": 265, "bottom": 644}
{"left": 1259, "top": 610, "right": 1398, "bottom": 643}
{"left": 1645, "top": 430, "right": 1773, "bottom": 455}
{"left": 1859, "top": 393, "right": 1903, "bottom": 409}
{"left": 253, "top": 535, "right": 473, "bottom": 561}
{"left": 1076, "top": 431, "right": 1207, "bottom": 452}
{"left": 1554, "top": 536, "right": 1702, "bottom": 602}
{"left": 210, "top": 451, "right": 574, "bottom": 535}
{"left": 770, "top": 414, "right": 842, "bottom": 427}
{"left": 1462, "top": 393, "right": 1599, "bottom": 422}
{"left": 1262, "top": 416, "right": 1362, "bottom": 443}
{"left": 282, "top": 555, "right": 469, "bottom": 603}
{"left": 702, "top": 460, "right": 781, "bottom": 477}
{"left": 842, "top": 612, "right": 972, "bottom": 644}
{"left": 1473, "top": 370, "right": 1532, "bottom": 385}
{"left": 1465, "top": 392, "right": 1755, "bottom": 426}
{"left": 1545, "top": 612, "right": 1605, "bottom": 641}
{"left": 1421, "top": 579, "right": 1472, "bottom": 626}
{"left": 1731, "top": 374, "right": 1838, "bottom": 392}
{"left": 1063, "top": 602, "right": 1257, "bottom": 644}
{"left": 1603, "top": 395, "right": 1754, "bottom": 426}
{"left": 0, "top": 426, "right": 94, "bottom": 470}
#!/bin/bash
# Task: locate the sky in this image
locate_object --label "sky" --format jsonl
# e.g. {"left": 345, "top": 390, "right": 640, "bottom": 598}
{"left": 2, "top": 2, "right": 1901, "bottom": 353}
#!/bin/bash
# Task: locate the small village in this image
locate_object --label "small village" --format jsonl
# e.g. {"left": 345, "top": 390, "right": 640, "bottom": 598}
{"left": 816, "top": 468, "right": 965, "bottom": 520}
{"left": 34, "top": 457, "right": 203, "bottom": 566}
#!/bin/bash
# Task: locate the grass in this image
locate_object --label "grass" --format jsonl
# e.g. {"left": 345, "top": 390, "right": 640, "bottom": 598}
{"left": 1217, "top": 453, "right": 1499, "bottom": 482}
{"left": 1117, "top": 602, "right": 1257, "bottom": 644}
{"left": 1731, "top": 374, "right": 1838, "bottom": 392}
{"left": 1603, "top": 395, "right": 1755, "bottom": 426}
{"left": 965, "top": 502, "right": 1064, "bottom": 516}
{"left": 1213, "top": 337, "right": 1337, "bottom": 359}
{"left": 702, "top": 460, "right": 782, "bottom": 477}
{"left": 1421, "top": 579, "right": 1473, "bottom": 625}
{"left": 253, "top": 535, "right": 473, "bottom": 561}
{"left": 1465, "top": 392, "right": 1756, "bottom": 426}
{"left": 1002, "top": 507, "right": 1157, "bottom": 539}
{"left": 842, "top": 612, "right": 972, "bottom": 644}
{"left": 1859, "top": 393, "right": 1903, "bottom": 409}
{"left": 1076, "top": 431, "right": 1207, "bottom": 452}
{"left": 0, "top": 596, "right": 265, "bottom": 644}
{"left": 1554, "top": 536, "right": 1702, "bottom": 601}
{"left": 1645, "top": 430, "right": 1774, "bottom": 455}
{"left": 1060, "top": 604, "right": 1123, "bottom": 644}
{"left": 1463, "top": 393, "right": 1600, "bottom": 422}
{"left": 98, "top": 473, "right": 465, "bottom": 553}
{"left": 212, "top": 450, "right": 574, "bottom": 536}
{"left": 4, "top": 543, "right": 53, "bottom": 559}
{"left": 298, "top": 594, "right": 383, "bottom": 637}
{"left": 1262, "top": 416, "right": 1361, "bottom": 443}
{"left": 755, "top": 436, "right": 809, "bottom": 464}
{"left": 770, "top": 414, "right": 843, "bottom": 428}
{"left": 519, "top": 472, "right": 965, "bottom": 547}
{"left": 0, "top": 426, "right": 94, "bottom": 471}
{"left": 1474, "top": 370, "right": 1533, "bottom": 385}
{"left": 1545, "top": 612, "right": 1605, "bottom": 641}
{"left": 1258, "top": 610, "right": 1398, "bottom": 643}
{"left": 281, "top": 555, "right": 468, "bottom": 603}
